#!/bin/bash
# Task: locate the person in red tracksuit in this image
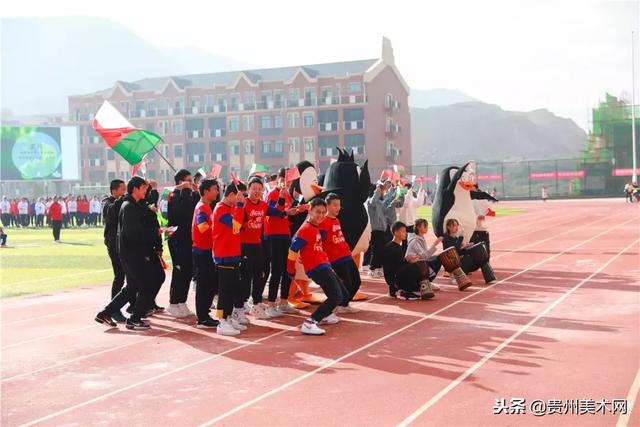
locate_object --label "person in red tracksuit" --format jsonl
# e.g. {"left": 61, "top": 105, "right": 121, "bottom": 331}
{"left": 319, "top": 193, "right": 362, "bottom": 314}
{"left": 192, "top": 178, "right": 220, "bottom": 329}
{"left": 212, "top": 182, "right": 246, "bottom": 336}
{"left": 287, "top": 198, "right": 348, "bottom": 336}
{"left": 240, "top": 177, "right": 270, "bottom": 319}
{"left": 48, "top": 196, "right": 63, "bottom": 242}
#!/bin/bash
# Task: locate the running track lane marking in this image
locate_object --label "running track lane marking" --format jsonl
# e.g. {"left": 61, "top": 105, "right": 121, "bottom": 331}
{"left": 15, "top": 215, "right": 633, "bottom": 426}
{"left": 194, "top": 217, "right": 639, "bottom": 426}
{"left": 2, "top": 210, "right": 613, "bottom": 351}
{"left": 616, "top": 368, "right": 640, "bottom": 427}
{"left": 1, "top": 294, "right": 385, "bottom": 383}
{"left": 14, "top": 294, "right": 386, "bottom": 427}
{"left": 397, "top": 237, "right": 640, "bottom": 427}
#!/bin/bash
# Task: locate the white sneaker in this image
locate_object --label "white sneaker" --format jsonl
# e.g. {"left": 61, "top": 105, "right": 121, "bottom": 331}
{"left": 336, "top": 305, "right": 360, "bottom": 314}
{"left": 250, "top": 303, "right": 271, "bottom": 320}
{"left": 229, "top": 317, "right": 247, "bottom": 331}
{"left": 243, "top": 301, "right": 252, "bottom": 314}
{"left": 300, "top": 319, "right": 326, "bottom": 335}
{"left": 361, "top": 265, "right": 370, "bottom": 272}
{"left": 179, "top": 303, "right": 195, "bottom": 317}
{"left": 167, "top": 303, "right": 187, "bottom": 318}
{"left": 217, "top": 319, "right": 240, "bottom": 336}
{"left": 320, "top": 313, "right": 340, "bottom": 325}
{"left": 265, "top": 303, "right": 283, "bottom": 318}
{"left": 277, "top": 302, "right": 299, "bottom": 315}
{"left": 431, "top": 282, "right": 441, "bottom": 291}
{"left": 232, "top": 308, "right": 250, "bottom": 325}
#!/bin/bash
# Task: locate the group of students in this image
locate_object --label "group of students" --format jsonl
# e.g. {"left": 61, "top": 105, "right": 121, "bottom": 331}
{"left": 94, "top": 168, "right": 364, "bottom": 336}
{"left": 0, "top": 195, "right": 103, "bottom": 231}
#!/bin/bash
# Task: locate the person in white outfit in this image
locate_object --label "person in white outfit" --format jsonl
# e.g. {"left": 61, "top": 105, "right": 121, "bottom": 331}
{"left": 397, "top": 182, "right": 430, "bottom": 234}
{"left": 35, "top": 198, "right": 46, "bottom": 227}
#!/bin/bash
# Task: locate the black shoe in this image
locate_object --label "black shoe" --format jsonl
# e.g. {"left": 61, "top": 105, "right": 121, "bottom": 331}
{"left": 125, "top": 319, "right": 150, "bottom": 330}
{"left": 152, "top": 304, "right": 165, "bottom": 313}
{"left": 196, "top": 318, "right": 220, "bottom": 329}
{"left": 401, "top": 290, "right": 420, "bottom": 300}
{"left": 95, "top": 311, "right": 117, "bottom": 327}
{"left": 389, "top": 285, "right": 398, "bottom": 298}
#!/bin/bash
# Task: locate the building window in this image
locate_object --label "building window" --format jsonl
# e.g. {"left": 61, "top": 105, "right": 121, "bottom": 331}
{"left": 274, "top": 114, "right": 283, "bottom": 129}
{"left": 304, "top": 137, "right": 315, "bottom": 152}
{"left": 244, "top": 140, "right": 255, "bottom": 155}
{"left": 261, "top": 140, "right": 272, "bottom": 154}
{"left": 228, "top": 116, "right": 240, "bottom": 132}
{"left": 230, "top": 141, "right": 240, "bottom": 156}
{"left": 242, "top": 115, "right": 254, "bottom": 132}
{"left": 288, "top": 137, "right": 300, "bottom": 153}
{"left": 274, "top": 140, "right": 284, "bottom": 153}
{"left": 287, "top": 112, "right": 300, "bottom": 128}
{"left": 348, "top": 82, "right": 362, "bottom": 93}
{"left": 107, "top": 150, "right": 115, "bottom": 161}
{"left": 172, "top": 119, "right": 183, "bottom": 135}
{"left": 303, "top": 112, "right": 314, "bottom": 128}
{"left": 108, "top": 172, "right": 116, "bottom": 181}
{"left": 244, "top": 91, "right": 256, "bottom": 107}
{"left": 230, "top": 93, "right": 240, "bottom": 111}
{"left": 174, "top": 144, "right": 183, "bottom": 158}
{"left": 158, "top": 120, "right": 169, "bottom": 135}
{"left": 260, "top": 115, "right": 271, "bottom": 129}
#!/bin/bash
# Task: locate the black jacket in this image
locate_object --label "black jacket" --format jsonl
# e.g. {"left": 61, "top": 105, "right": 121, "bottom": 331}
{"left": 117, "top": 195, "right": 162, "bottom": 260}
{"left": 167, "top": 188, "right": 199, "bottom": 244}
{"left": 102, "top": 196, "right": 125, "bottom": 248}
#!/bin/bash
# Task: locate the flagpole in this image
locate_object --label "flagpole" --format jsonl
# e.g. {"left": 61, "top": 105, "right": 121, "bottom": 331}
{"left": 632, "top": 31, "right": 638, "bottom": 183}
{"left": 155, "top": 140, "right": 177, "bottom": 172}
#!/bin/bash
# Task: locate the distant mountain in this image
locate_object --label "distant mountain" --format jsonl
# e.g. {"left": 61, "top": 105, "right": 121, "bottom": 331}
{"left": 0, "top": 17, "right": 252, "bottom": 115}
{"left": 411, "top": 102, "right": 586, "bottom": 164}
{"left": 410, "top": 88, "right": 478, "bottom": 109}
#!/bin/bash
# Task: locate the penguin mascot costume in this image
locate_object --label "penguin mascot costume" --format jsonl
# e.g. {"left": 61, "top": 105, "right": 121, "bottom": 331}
{"left": 286, "top": 160, "right": 331, "bottom": 307}
{"left": 320, "top": 148, "right": 372, "bottom": 300}
{"left": 432, "top": 162, "right": 496, "bottom": 284}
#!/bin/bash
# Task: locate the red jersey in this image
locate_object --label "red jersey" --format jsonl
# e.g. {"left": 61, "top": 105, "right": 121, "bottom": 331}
{"left": 10, "top": 202, "right": 18, "bottom": 216}
{"left": 287, "top": 221, "right": 331, "bottom": 275}
{"left": 191, "top": 201, "right": 213, "bottom": 251}
{"left": 264, "top": 187, "right": 291, "bottom": 239}
{"left": 78, "top": 200, "right": 90, "bottom": 213}
{"left": 319, "top": 216, "right": 352, "bottom": 265}
{"left": 211, "top": 200, "right": 244, "bottom": 264}
{"left": 48, "top": 201, "right": 62, "bottom": 221}
{"left": 241, "top": 199, "right": 268, "bottom": 246}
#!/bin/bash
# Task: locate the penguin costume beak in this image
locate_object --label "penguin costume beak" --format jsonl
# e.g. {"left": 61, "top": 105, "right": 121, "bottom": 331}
{"left": 311, "top": 182, "right": 325, "bottom": 195}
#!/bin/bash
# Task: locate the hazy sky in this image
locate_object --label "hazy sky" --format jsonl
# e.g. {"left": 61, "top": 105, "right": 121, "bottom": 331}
{"left": 2, "top": 0, "right": 638, "bottom": 130}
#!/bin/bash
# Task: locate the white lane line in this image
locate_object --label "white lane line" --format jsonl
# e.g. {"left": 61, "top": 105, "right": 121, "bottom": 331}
{"left": 616, "top": 368, "right": 640, "bottom": 427}
{"left": 398, "top": 237, "right": 640, "bottom": 427}
{"left": 15, "top": 295, "right": 385, "bottom": 427}
{"left": 195, "top": 217, "right": 638, "bottom": 427}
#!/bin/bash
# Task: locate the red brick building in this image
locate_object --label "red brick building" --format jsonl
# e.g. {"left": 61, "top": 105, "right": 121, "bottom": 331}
{"left": 68, "top": 38, "right": 411, "bottom": 186}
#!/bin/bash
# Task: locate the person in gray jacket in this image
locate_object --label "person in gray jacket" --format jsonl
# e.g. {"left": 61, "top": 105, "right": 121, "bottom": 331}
{"left": 406, "top": 218, "right": 443, "bottom": 290}
{"left": 366, "top": 181, "right": 403, "bottom": 278}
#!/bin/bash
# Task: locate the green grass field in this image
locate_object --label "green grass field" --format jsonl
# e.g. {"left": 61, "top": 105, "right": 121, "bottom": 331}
{"left": 0, "top": 206, "right": 524, "bottom": 298}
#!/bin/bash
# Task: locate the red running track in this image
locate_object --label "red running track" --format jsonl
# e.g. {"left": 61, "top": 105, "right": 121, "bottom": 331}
{"left": 1, "top": 199, "right": 638, "bottom": 427}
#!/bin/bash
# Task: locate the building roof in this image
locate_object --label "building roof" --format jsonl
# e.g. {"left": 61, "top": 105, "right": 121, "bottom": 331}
{"left": 84, "top": 59, "right": 378, "bottom": 97}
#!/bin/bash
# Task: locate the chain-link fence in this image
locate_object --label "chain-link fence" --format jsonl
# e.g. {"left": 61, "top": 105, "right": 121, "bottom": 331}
{"left": 409, "top": 159, "right": 634, "bottom": 200}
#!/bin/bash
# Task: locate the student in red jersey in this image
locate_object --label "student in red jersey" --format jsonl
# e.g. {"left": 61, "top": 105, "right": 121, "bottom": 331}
{"left": 264, "top": 168, "right": 303, "bottom": 317}
{"left": 320, "top": 193, "right": 361, "bottom": 314}
{"left": 212, "top": 182, "right": 247, "bottom": 336}
{"left": 192, "top": 178, "right": 220, "bottom": 329}
{"left": 240, "top": 177, "right": 272, "bottom": 319}
{"left": 48, "top": 196, "right": 63, "bottom": 242}
{"left": 287, "top": 198, "right": 348, "bottom": 335}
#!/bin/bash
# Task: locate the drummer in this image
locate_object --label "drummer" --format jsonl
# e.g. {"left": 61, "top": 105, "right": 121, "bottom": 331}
{"left": 442, "top": 218, "right": 482, "bottom": 275}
